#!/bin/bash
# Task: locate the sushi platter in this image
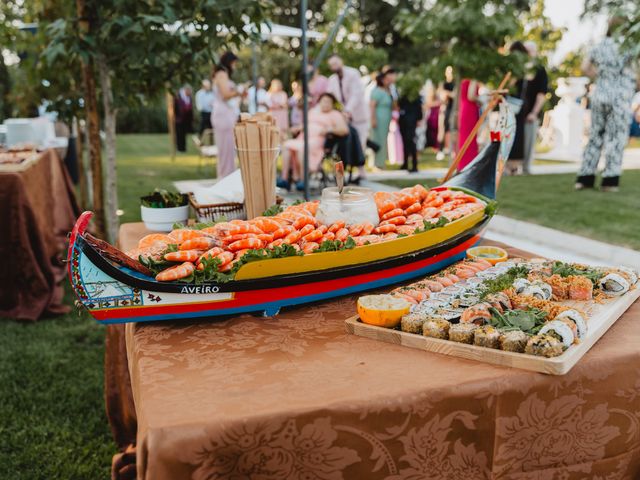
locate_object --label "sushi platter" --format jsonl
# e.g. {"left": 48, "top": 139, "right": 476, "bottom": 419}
{"left": 346, "top": 258, "right": 639, "bottom": 375}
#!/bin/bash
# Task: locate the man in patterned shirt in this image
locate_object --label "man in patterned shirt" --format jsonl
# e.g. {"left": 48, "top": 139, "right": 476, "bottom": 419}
{"left": 576, "top": 18, "right": 636, "bottom": 192}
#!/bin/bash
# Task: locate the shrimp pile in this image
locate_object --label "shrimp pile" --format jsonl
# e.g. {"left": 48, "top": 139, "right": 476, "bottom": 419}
{"left": 390, "top": 258, "right": 493, "bottom": 304}
{"left": 125, "top": 185, "right": 486, "bottom": 282}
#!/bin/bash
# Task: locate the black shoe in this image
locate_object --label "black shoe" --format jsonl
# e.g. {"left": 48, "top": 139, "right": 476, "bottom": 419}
{"left": 575, "top": 175, "right": 595, "bottom": 190}
{"left": 600, "top": 176, "right": 619, "bottom": 189}
{"left": 408, "top": 168, "right": 419, "bottom": 173}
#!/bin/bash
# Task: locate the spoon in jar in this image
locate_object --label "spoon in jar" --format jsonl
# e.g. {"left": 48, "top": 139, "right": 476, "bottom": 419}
{"left": 335, "top": 161, "right": 345, "bottom": 196}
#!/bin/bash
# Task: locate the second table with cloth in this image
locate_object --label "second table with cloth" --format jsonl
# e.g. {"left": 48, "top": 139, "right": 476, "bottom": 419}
{"left": 107, "top": 222, "right": 640, "bottom": 480}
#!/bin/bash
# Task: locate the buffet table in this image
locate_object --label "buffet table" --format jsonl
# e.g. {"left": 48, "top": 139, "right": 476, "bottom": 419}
{"left": 0, "top": 149, "right": 79, "bottom": 320}
{"left": 108, "top": 223, "right": 640, "bottom": 480}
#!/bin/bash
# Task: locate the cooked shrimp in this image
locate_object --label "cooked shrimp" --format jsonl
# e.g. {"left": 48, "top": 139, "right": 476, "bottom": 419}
{"left": 335, "top": 228, "right": 349, "bottom": 242}
{"left": 454, "top": 268, "right": 476, "bottom": 279}
{"left": 272, "top": 225, "right": 295, "bottom": 240}
{"left": 228, "top": 237, "right": 263, "bottom": 251}
{"left": 445, "top": 273, "right": 460, "bottom": 283}
{"left": 302, "top": 242, "right": 319, "bottom": 254}
{"left": 298, "top": 224, "right": 315, "bottom": 237}
{"left": 373, "top": 224, "right": 397, "bottom": 234}
{"left": 354, "top": 234, "right": 381, "bottom": 246}
{"left": 404, "top": 202, "right": 422, "bottom": 216}
{"left": 293, "top": 216, "right": 317, "bottom": 230}
{"left": 424, "top": 196, "right": 444, "bottom": 208}
{"left": 470, "top": 259, "right": 492, "bottom": 269}
{"left": 251, "top": 217, "right": 281, "bottom": 233}
{"left": 383, "top": 232, "right": 398, "bottom": 241}
{"left": 377, "top": 201, "right": 398, "bottom": 216}
{"left": 267, "top": 239, "right": 284, "bottom": 249}
{"left": 317, "top": 224, "right": 329, "bottom": 234}
{"left": 397, "top": 193, "right": 419, "bottom": 209}
{"left": 179, "top": 236, "right": 217, "bottom": 251}
{"left": 168, "top": 229, "right": 205, "bottom": 244}
{"left": 396, "top": 225, "right": 416, "bottom": 235}
{"left": 411, "top": 184, "right": 429, "bottom": 201}
{"left": 403, "top": 288, "right": 429, "bottom": 301}
{"left": 381, "top": 208, "right": 403, "bottom": 221}
{"left": 380, "top": 216, "right": 406, "bottom": 226}
{"left": 303, "top": 229, "right": 323, "bottom": 242}
{"left": 216, "top": 251, "right": 235, "bottom": 268}
{"left": 138, "top": 233, "right": 172, "bottom": 249}
{"left": 222, "top": 223, "right": 262, "bottom": 236}
{"left": 257, "top": 233, "right": 274, "bottom": 243}
{"left": 328, "top": 221, "right": 346, "bottom": 233}
{"left": 321, "top": 232, "right": 335, "bottom": 242}
{"left": 234, "top": 249, "right": 250, "bottom": 260}
{"left": 405, "top": 214, "right": 424, "bottom": 225}
{"left": 420, "top": 207, "right": 439, "bottom": 219}
{"left": 348, "top": 224, "right": 364, "bottom": 237}
{"left": 198, "top": 247, "right": 223, "bottom": 262}
{"left": 222, "top": 233, "right": 258, "bottom": 244}
{"left": 156, "top": 262, "right": 195, "bottom": 281}
{"left": 361, "top": 222, "right": 375, "bottom": 235}
{"left": 283, "top": 230, "right": 302, "bottom": 244}
{"left": 165, "top": 250, "right": 201, "bottom": 262}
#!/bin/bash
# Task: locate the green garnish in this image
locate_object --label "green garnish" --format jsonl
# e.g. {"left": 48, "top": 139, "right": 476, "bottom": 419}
{"left": 489, "top": 307, "right": 547, "bottom": 333}
{"left": 414, "top": 216, "right": 449, "bottom": 234}
{"left": 141, "top": 189, "right": 188, "bottom": 208}
{"left": 479, "top": 265, "right": 529, "bottom": 299}
{"left": 315, "top": 236, "right": 356, "bottom": 252}
{"left": 551, "top": 261, "right": 603, "bottom": 285}
{"left": 262, "top": 204, "right": 284, "bottom": 216}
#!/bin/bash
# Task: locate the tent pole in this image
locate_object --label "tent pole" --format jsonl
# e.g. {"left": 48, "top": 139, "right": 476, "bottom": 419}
{"left": 312, "top": 0, "right": 353, "bottom": 72}
{"left": 301, "top": 0, "right": 310, "bottom": 201}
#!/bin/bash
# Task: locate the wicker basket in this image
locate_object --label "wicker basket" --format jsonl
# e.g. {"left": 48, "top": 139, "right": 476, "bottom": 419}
{"left": 189, "top": 193, "right": 246, "bottom": 222}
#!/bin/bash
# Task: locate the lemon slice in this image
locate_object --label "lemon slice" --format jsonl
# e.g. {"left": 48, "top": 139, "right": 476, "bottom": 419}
{"left": 357, "top": 294, "right": 411, "bottom": 328}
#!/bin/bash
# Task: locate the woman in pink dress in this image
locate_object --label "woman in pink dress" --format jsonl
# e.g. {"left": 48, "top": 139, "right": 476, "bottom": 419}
{"left": 278, "top": 93, "right": 349, "bottom": 191}
{"left": 211, "top": 52, "right": 244, "bottom": 179}
{"left": 307, "top": 65, "right": 329, "bottom": 107}
{"left": 268, "top": 79, "right": 289, "bottom": 140}
{"left": 456, "top": 78, "right": 481, "bottom": 171}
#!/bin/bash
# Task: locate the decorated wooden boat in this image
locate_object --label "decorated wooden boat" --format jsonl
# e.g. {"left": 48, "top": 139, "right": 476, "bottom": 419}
{"left": 68, "top": 139, "right": 502, "bottom": 324}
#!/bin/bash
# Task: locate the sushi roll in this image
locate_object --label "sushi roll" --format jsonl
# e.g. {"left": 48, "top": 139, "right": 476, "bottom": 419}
{"left": 485, "top": 292, "right": 512, "bottom": 313}
{"left": 513, "top": 278, "right": 531, "bottom": 294}
{"left": 401, "top": 313, "right": 427, "bottom": 334}
{"left": 499, "top": 330, "right": 529, "bottom": 353}
{"left": 473, "top": 325, "right": 501, "bottom": 349}
{"left": 521, "top": 284, "right": 547, "bottom": 300}
{"left": 567, "top": 276, "right": 593, "bottom": 300}
{"left": 460, "top": 303, "right": 493, "bottom": 325}
{"left": 448, "top": 323, "right": 478, "bottom": 344}
{"left": 555, "top": 309, "right": 588, "bottom": 339}
{"left": 615, "top": 266, "right": 638, "bottom": 285}
{"left": 422, "top": 318, "right": 450, "bottom": 340}
{"left": 525, "top": 334, "right": 564, "bottom": 358}
{"left": 538, "top": 320, "right": 576, "bottom": 348}
{"left": 531, "top": 281, "right": 553, "bottom": 300}
{"left": 599, "top": 273, "right": 630, "bottom": 297}
{"left": 437, "top": 308, "right": 464, "bottom": 322}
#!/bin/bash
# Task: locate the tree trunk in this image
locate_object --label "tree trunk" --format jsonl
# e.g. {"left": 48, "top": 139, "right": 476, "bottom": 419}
{"left": 74, "top": 117, "right": 89, "bottom": 210}
{"left": 166, "top": 91, "right": 176, "bottom": 160}
{"left": 76, "top": 0, "right": 105, "bottom": 238}
{"left": 97, "top": 56, "right": 119, "bottom": 243}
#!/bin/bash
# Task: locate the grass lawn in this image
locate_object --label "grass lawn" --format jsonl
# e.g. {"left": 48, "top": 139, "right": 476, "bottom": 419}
{"left": 0, "top": 288, "right": 113, "bottom": 479}
{"left": 383, "top": 169, "right": 640, "bottom": 250}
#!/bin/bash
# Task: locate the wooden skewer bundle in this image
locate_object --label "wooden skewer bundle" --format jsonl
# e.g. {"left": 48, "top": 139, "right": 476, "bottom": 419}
{"left": 234, "top": 113, "right": 280, "bottom": 219}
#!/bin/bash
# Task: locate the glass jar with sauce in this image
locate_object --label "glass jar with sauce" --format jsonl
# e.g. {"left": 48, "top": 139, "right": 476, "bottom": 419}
{"left": 316, "top": 187, "right": 379, "bottom": 227}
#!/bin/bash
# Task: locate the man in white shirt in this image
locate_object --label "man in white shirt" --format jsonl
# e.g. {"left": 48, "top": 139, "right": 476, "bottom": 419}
{"left": 195, "top": 79, "right": 215, "bottom": 134}
{"left": 246, "top": 77, "right": 270, "bottom": 114}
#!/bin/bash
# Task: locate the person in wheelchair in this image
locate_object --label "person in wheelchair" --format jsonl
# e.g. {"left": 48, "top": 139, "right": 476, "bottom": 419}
{"left": 323, "top": 125, "right": 366, "bottom": 185}
{"left": 278, "top": 92, "right": 349, "bottom": 191}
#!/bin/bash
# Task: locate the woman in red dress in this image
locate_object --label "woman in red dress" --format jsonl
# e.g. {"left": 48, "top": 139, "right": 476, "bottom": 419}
{"left": 456, "top": 79, "right": 481, "bottom": 171}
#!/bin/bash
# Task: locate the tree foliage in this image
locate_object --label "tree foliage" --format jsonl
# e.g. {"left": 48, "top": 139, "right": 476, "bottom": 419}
{"left": 517, "top": 0, "right": 565, "bottom": 65}
{"left": 397, "top": 0, "right": 531, "bottom": 84}
{"left": 583, "top": 0, "right": 640, "bottom": 57}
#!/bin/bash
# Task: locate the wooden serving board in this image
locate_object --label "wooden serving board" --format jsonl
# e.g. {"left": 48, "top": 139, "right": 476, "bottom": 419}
{"left": 345, "top": 287, "right": 640, "bottom": 375}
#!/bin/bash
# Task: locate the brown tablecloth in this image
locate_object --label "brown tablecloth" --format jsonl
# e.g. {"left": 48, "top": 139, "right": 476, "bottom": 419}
{"left": 0, "top": 149, "right": 79, "bottom": 320}
{"left": 107, "top": 223, "right": 640, "bottom": 480}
